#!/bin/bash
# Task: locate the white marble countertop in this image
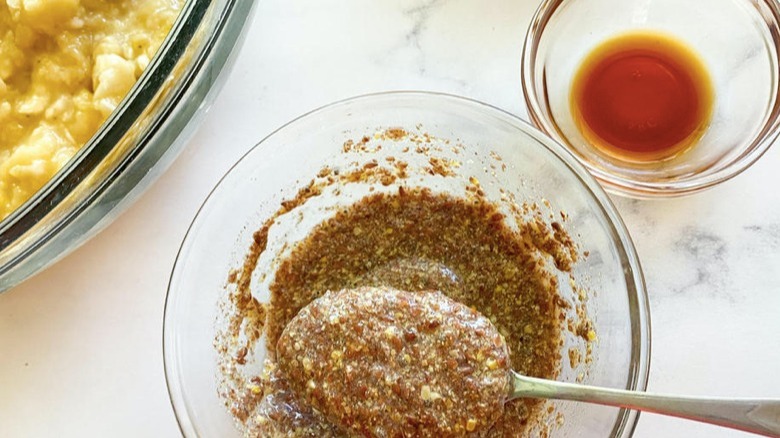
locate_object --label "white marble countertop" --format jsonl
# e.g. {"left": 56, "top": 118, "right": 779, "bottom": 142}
{"left": 1, "top": 1, "right": 779, "bottom": 437}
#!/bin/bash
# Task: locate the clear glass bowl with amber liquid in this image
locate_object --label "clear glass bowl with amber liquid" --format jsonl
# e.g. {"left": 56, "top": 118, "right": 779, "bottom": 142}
{"left": 523, "top": 0, "right": 780, "bottom": 197}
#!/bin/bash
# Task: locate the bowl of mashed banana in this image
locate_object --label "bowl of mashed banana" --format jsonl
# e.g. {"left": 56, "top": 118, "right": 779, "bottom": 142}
{"left": 0, "top": 0, "right": 256, "bottom": 291}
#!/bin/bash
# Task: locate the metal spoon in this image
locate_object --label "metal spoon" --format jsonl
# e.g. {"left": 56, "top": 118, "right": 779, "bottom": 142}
{"left": 280, "top": 287, "right": 780, "bottom": 436}
{"left": 509, "top": 371, "right": 780, "bottom": 437}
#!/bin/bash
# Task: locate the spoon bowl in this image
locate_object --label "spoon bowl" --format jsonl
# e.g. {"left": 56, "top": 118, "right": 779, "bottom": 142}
{"left": 282, "top": 286, "right": 780, "bottom": 437}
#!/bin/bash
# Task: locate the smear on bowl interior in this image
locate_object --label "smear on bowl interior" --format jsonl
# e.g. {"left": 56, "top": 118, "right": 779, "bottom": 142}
{"left": 215, "top": 129, "right": 595, "bottom": 437}
{"left": 0, "top": 0, "right": 183, "bottom": 220}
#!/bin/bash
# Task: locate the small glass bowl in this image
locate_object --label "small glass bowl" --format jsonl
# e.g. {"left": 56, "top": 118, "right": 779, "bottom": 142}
{"left": 164, "top": 92, "right": 651, "bottom": 437}
{"left": 522, "top": 0, "right": 780, "bottom": 197}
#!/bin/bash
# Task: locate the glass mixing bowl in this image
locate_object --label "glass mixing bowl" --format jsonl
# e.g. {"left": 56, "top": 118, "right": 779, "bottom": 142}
{"left": 0, "top": 0, "right": 257, "bottom": 292}
{"left": 164, "top": 92, "right": 650, "bottom": 437}
{"left": 522, "top": 0, "right": 780, "bottom": 198}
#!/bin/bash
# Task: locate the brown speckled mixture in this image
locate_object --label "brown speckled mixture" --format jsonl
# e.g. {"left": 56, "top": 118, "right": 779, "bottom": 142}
{"left": 250, "top": 187, "right": 565, "bottom": 437}
{"left": 278, "top": 287, "right": 511, "bottom": 437}
{"left": 215, "top": 128, "right": 590, "bottom": 438}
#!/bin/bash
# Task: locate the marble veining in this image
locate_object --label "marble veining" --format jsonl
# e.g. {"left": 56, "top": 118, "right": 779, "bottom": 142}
{"left": 0, "top": 1, "right": 778, "bottom": 437}
{"left": 403, "top": 0, "right": 446, "bottom": 50}
{"left": 402, "top": 0, "right": 442, "bottom": 77}
{"left": 669, "top": 227, "right": 733, "bottom": 301}
{"left": 744, "top": 223, "right": 780, "bottom": 250}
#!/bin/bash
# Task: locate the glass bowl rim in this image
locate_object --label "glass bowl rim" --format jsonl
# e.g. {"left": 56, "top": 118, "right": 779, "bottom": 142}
{"left": 163, "top": 90, "right": 652, "bottom": 437}
{"left": 521, "top": 0, "right": 780, "bottom": 198}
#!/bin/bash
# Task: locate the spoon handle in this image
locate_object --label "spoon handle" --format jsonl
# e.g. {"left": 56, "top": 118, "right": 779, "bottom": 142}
{"left": 510, "top": 372, "right": 780, "bottom": 437}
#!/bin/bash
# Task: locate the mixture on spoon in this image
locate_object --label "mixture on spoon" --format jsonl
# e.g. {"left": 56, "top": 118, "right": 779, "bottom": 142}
{"left": 277, "top": 286, "right": 511, "bottom": 437}
{"left": 220, "top": 180, "right": 587, "bottom": 437}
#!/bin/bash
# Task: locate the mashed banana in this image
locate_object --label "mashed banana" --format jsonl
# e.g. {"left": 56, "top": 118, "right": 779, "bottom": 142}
{"left": 0, "top": 0, "right": 182, "bottom": 220}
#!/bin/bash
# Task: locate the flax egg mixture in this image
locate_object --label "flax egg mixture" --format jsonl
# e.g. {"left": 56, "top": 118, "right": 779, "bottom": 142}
{"left": 278, "top": 287, "right": 512, "bottom": 437}
{"left": 216, "top": 130, "right": 593, "bottom": 437}
{"left": 0, "top": 0, "right": 182, "bottom": 220}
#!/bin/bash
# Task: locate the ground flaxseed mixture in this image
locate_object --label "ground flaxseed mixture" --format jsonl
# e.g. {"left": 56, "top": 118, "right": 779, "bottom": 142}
{"left": 215, "top": 128, "right": 590, "bottom": 437}
{"left": 278, "top": 287, "right": 511, "bottom": 437}
{"left": 249, "top": 187, "right": 565, "bottom": 437}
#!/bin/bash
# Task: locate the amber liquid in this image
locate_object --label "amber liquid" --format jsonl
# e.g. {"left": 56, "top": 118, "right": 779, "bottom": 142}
{"left": 571, "top": 32, "right": 714, "bottom": 162}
